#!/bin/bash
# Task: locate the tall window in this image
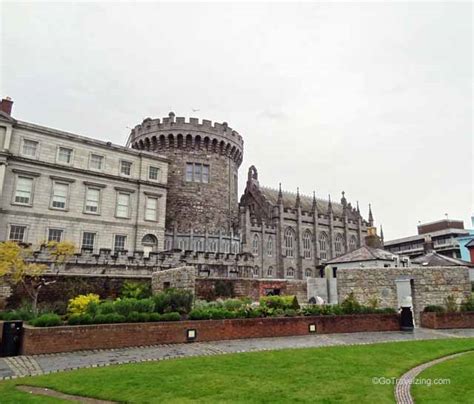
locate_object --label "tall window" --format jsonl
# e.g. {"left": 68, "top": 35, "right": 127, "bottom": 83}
{"left": 89, "top": 154, "right": 104, "bottom": 170}
{"left": 319, "top": 232, "right": 328, "bottom": 260}
{"left": 349, "top": 235, "right": 357, "bottom": 251}
{"left": 51, "top": 182, "right": 69, "bottom": 209}
{"left": 253, "top": 266, "right": 259, "bottom": 277}
{"left": 148, "top": 166, "right": 160, "bottom": 181}
{"left": 82, "top": 232, "right": 96, "bottom": 251}
{"left": 335, "top": 234, "right": 344, "bottom": 255}
{"left": 305, "top": 268, "right": 312, "bottom": 278}
{"left": 303, "top": 231, "right": 312, "bottom": 259}
{"left": 185, "top": 163, "right": 210, "bottom": 183}
{"left": 252, "top": 234, "right": 259, "bottom": 255}
{"left": 178, "top": 239, "right": 187, "bottom": 251}
{"left": 267, "top": 267, "right": 273, "bottom": 277}
{"left": 209, "top": 240, "right": 218, "bottom": 252}
{"left": 14, "top": 177, "right": 33, "bottom": 205}
{"left": 286, "top": 267, "right": 295, "bottom": 278}
{"left": 284, "top": 227, "right": 295, "bottom": 257}
{"left": 114, "top": 235, "right": 127, "bottom": 252}
{"left": 21, "top": 139, "right": 38, "bottom": 157}
{"left": 120, "top": 161, "right": 132, "bottom": 176}
{"left": 9, "top": 225, "right": 26, "bottom": 242}
{"left": 57, "top": 147, "right": 73, "bottom": 164}
{"left": 85, "top": 187, "right": 100, "bottom": 214}
{"left": 145, "top": 196, "right": 158, "bottom": 221}
{"left": 48, "top": 228, "right": 63, "bottom": 242}
{"left": 116, "top": 192, "right": 130, "bottom": 218}
{"left": 266, "top": 236, "right": 273, "bottom": 257}
{"left": 194, "top": 238, "right": 203, "bottom": 251}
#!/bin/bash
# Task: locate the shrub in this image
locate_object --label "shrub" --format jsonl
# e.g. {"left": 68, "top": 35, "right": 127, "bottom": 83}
{"left": 260, "top": 295, "right": 299, "bottom": 310}
{"left": 423, "top": 305, "right": 445, "bottom": 313}
{"left": 113, "top": 298, "right": 154, "bottom": 317}
{"left": 148, "top": 313, "right": 162, "bottom": 322}
{"left": 126, "top": 311, "right": 142, "bottom": 322}
{"left": 0, "top": 308, "right": 35, "bottom": 321}
{"left": 341, "top": 293, "right": 362, "bottom": 314}
{"left": 375, "top": 307, "right": 397, "bottom": 314}
{"left": 29, "top": 313, "right": 62, "bottom": 327}
{"left": 161, "top": 312, "right": 181, "bottom": 321}
{"left": 121, "top": 280, "right": 151, "bottom": 299}
{"left": 93, "top": 313, "right": 126, "bottom": 324}
{"left": 97, "top": 301, "right": 115, "bottom": 315}
{"left": 329, "top": 305, "right": 343, "bottom": 315}
{"left": 222, "top": 298, "right": 247, "bottom": 312}
{"left": 461, "top": 296, "right": 474, "bottom": 312}
{"left": 302, "top": 305, "right": 324, "bottom": 316}
{"left": 67, "top": 294, "right": 101, "bottom": 316}
{"left": 283, "top": 308, "right": 298, "bottom": 317}
{"left": 67, "top": 313, "right": 93, "bottom": 325}
{"left": 444, "top": 295, "right": 458, "bottom": 313}
{"left": 188, "top": 309, "right": 211, "bottom": 320}
{"left": 153, "top": 289, "right": 193, "bottom": 314}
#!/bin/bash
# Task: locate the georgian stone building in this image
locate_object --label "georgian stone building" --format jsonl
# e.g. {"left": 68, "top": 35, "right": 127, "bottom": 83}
{"left": 0, "top": 98, "right": 168, "bottom": 254}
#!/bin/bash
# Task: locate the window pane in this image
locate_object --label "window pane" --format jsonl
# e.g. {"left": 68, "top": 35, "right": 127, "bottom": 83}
{"left": 58, "top": 147, "right": 72, "bottom": 163}
{"left": 9, "top": 225, "right": 26, "bottom": 242}
{"left": 85, "top": 188, "right": 100, "bottom": 213}
{"left": 22, "top": 140, "right": 38, "bottom": 157}
{"left": 116, "top": 193, "right": 130, "bottom": 217}
{"left": 121, "top": 161, "right": 132, "bottom": 175}
{"left": 114, "top": 235, "right": 126, "bottom": 252}
{"left": 194, "top": 163, "right": 202, "bottom": 182}
{"left": 149, "top": 166, "right": 159, "bottom": 180}
{"left": 52, "top": 183, "right": 68, "bottom": 209}
{"left": 15, "top": 177, "right": 33, "bottom": 204}
{"left": 82, "top": 232, "right": 96, "bottom": 250}
{"left": 202, "top": 165, "right": 209, "bottom": 183}
{"left": 90, "top": 154, "right": 104, "bottom": 170}
{"left": 145, "top": 197, "right": 157, "bottom": 221}
{"left": 48, "top": 229, "right": 63, "bottom": 242}
{"left": 186, "top": 163, "right": 193, "bottom": 181}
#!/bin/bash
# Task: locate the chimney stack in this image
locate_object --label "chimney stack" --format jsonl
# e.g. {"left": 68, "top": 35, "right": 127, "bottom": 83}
{"left": 0, "top": 97, "right": 13, "bottom": 115}
{"left": 365, "top": 226, "right": 383, "bottom": 248}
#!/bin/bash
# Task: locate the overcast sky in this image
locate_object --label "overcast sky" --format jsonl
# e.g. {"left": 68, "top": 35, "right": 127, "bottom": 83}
{"left": 1, "top": 1, "right": 472, "bottom": 239}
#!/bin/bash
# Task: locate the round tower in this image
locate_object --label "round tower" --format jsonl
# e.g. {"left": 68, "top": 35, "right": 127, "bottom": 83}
{"left": 129, "top": 112, "right": 243, "bottom": 240}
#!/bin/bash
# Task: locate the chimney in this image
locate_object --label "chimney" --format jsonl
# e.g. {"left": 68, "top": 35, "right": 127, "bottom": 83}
{"left": 365, "top": 226, "right": 383, "bottom": 248}
{"left": 0, "top": 97, "right": 13, "bottom": 115}
{"left": 423, "top": 235, "right": 434, "bottom": 254}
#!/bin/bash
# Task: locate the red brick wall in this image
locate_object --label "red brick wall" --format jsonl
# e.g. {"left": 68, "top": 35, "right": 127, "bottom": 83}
{"left": 21, "top": 313, "right": 400, "bottom": 355}
{"left": 420, "top": 312, "right": 474, "bottom": 329}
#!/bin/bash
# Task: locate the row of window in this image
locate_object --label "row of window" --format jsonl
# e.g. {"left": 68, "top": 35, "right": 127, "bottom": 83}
{"left": 185, "top": 163, "right": 210, "bottom": 183}
{"left": 13, "top": 175, "right": 160, "bottom": 221}
{"left": 249, "top": 266, "right": 313, "bottom": 278}
{"left": 252, "top": 230, "right": 359, "bottom": 260}
{"left": 8, "top": 225, "right": 132, "bottom": 253}
{"left": 164, "top": 238, "right": 240, "bottom": 253}
{"left": 20, "top": 138, "right": 161, "bottom": 181}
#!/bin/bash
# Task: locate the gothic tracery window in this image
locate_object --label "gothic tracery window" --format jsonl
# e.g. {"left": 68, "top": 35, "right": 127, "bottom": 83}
{"left": 319, "top": 232, "right": 328, "bottom": 260}
{"left": 303, "top": 230, "right": 312, "bottom": 259}
{"left": 266, "top": 236, "right": 273, "bottom": 257}
{"left": 349, "top": 235, "right": 357, "bottom": 251}
{"left": 252, "top": 234, "right": 259, "bottom": 255}
{"left": 286, "top": 267, "right": 295, "bottom": 278}
{"left": 284, "top": 227, "right": 295, "bottom": 257}
{"left": 335, "top": 233, "right": 344, "bottom": 255}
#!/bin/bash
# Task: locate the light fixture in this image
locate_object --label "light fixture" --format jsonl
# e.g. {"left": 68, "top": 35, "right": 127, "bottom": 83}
{"left": 186, "top": 329, "right": 197, "bottom": 342}
{"left": 308, "top": 324, "right": 317, "bottom": 333}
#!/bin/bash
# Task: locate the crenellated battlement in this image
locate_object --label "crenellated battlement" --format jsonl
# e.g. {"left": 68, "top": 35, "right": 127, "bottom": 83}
{"left": 129, "top": 113, "right": 244, "bottom": 165}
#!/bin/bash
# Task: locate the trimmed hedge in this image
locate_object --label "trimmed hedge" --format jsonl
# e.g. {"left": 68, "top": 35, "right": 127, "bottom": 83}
{"left": 29, "top": 313, "right": 62, "bottom": 327}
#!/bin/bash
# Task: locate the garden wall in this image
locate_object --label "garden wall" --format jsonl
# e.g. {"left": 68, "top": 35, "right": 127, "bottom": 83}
{"left": 420, "top": 312, "right": 474, "bottom": 329}
{"left": 21, "top": 313, "right": 400, "bottom": 355}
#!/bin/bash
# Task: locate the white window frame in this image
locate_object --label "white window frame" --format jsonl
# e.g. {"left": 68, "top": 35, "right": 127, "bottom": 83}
{"left": 50, "top": 181, "right": 69, "bottom": 210}
{"left": 144, "top": 196, "right": 158, "bottom": 222}
{"left": 185, "top": 162, "right": 210, "bottom": 183}
{"left": 8, "top": 224, "right": 27, "bottom": 243}
{"left": 89, "top": 153, "right": 105, "bottom": 171}
{"left": 56, "top": 146, "right": 74, "bottom": 165}
{"left": 47, "top": 228, "right": 64, "bottom": 242}
{"left": 13, "top": 175, "right": 34, "bottom": 206}
{"left": 81, "top": 231, "right": 97, "bottom": 251}
{"left": 115, "top": 191, "right": 131, "bottom": 219}
{"left": 20, "top": 138, "right": 39, "bottom": 159}
{"left": 148, "top": 166, "right": 160, "bottom": 181}
{"left": 84, "top": 187, "right": 101, "bottom": 215}
{"left": 120, "top": 160, "right": 132, "bottom": 177}
{"left": 113, "top": 234, "right": 127, "bottom": 252}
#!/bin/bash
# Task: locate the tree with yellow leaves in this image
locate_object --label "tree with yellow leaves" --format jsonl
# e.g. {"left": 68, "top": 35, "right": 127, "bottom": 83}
{"left": 0, "top": 240, "right": 76, "bottom": 314}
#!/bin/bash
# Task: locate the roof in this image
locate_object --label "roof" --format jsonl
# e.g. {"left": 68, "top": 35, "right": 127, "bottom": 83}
{"left": 464, "top": 239, "right": 474, "bottom": 248}
{"left": 259, "top": 186, "right": 360, "bottom": 219}
{"left": 384, "top": 228, "right": 470, "bottom": 246}
{"left": 326, "top": 245, "right": 398, "bottom": 264}
{"left": 411, "top": 251, "right": 473, "bottom": 267}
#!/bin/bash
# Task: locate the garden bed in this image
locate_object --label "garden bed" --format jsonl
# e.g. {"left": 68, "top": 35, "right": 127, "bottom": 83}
{"left": 20, "top": 313, "right": 400, "bottom": 355}
{"left": 420, "top": 311, "right": 474, "bottom": 329}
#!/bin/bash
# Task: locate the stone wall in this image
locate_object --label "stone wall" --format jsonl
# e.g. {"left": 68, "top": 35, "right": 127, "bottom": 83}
{"left": 21, "top": 313, "right": 400, "bottom": 355}
{"left": 420, "top": 311, "right": 474, "bottom": 329}
{"left": 152, "top": 266, "right": 195, "bottom": 294}
{"left": 337, "top": 266, "right": 471, "bottom": 320}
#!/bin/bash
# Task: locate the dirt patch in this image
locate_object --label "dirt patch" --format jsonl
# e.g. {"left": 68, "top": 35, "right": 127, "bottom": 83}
{"left": 17, "top": 385, "right": 117, "bottom": 403}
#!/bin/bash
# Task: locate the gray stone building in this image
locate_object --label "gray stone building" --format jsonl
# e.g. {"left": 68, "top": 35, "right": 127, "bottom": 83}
{"left": 0, "top": 98, "right": 168, "bottom": 254}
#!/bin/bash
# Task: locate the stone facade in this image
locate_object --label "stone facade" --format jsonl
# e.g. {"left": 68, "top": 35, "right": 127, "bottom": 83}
{"left": 152, "top": 266, "right": 196, "bottom": 294}
{"left": 337, "top": 266, "right": 471, "bottom": 320}
{"left": 0, "top": 108, "right": 168, "bottom": 253}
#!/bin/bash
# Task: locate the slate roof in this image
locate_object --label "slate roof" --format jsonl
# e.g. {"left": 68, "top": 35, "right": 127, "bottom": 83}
{"left": 259, "top": 186, "right": 360, "bottom": 219}
{"left": 464, "top": 239, "right": 474, "bottom": 248}
{"left": 326, "top": 245, "right": 398, "bottom": 264}
{"left": 411, "top": 252, "right": 473, "bottom": 267}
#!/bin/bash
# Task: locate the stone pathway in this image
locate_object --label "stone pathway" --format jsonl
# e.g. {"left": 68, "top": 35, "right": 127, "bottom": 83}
{"left": 394, "top": 351, "right": 471, "bottom": 404}
{"left": 0, "top": 327, "right": 473, "bottom": 381}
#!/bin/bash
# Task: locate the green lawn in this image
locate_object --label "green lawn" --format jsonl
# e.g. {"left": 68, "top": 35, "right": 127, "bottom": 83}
{"left": 412, "top": 350, "right": 474, "bottom": 404}
{"left": 0, "top": 339, "right": 473, "bottom": 403}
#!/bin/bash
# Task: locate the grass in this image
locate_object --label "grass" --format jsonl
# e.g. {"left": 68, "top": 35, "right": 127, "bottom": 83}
{"left": 412, "top": 350, "right": 474, "bottom": 404}
{"left": 0, "top": 338, "right": 473, "bottom": 403}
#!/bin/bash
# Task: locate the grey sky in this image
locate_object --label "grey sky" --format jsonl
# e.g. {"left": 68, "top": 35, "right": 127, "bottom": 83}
{"left": 1, "top": 1, "right": 472, "bottom": 239}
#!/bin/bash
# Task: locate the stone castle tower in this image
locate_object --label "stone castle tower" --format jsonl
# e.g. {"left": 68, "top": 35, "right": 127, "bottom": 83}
{"left": 129, "top": 113, "right": 243, "bottom": 243}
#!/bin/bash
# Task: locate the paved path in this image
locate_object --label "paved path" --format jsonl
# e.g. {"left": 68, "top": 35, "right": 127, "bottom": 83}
{"left": 394, "top": 351, "right": 471, "bottom": 404}
{"left": 1, "top": 327, "right": 473, "bottom": 380}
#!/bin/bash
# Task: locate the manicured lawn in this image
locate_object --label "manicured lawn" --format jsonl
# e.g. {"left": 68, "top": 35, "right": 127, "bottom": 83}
{"left": 0, "top": 338, "right": 473, "bottom": 403}
{"left": 412, "top": 350, "right": 474, "bottom": 404}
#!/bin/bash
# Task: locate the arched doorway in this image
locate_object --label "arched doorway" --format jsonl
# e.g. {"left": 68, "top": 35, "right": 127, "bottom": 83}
{"left": 142, "top": 234, "right": 158, "bottom": 257}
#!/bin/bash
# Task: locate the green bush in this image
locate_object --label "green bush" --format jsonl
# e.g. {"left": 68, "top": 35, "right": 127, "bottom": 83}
{"left": 67, "top": 313, "right": 93, "bottom": 325}
{"left": 0, "top": 308, "right": 35, "bottom": 321}
{"left": 121, "top": 280, "right": 151, "bottom": 299}
{"left": 97, "top": 301, "right": 115, "bottom": 315}
{"left": 461, "top": 297, "right": 474, "bottom": 312}
{"left": 148, "top": 313, "right": 162, "bottom": 322}
{"left": 93, "top": 313, "right": 126, "bottom": 324}
{"left": 113, "top": 298, "right": 154, "bottom": 317}
{"left": 341, "top": 293, "right": 362, "bottom": 314}
{"left": 375, "top": 307, "right": 397, "bottom": 314}
{"left": 153, "top": 289, "right": 193, "bottom": 314}
{"left": 444, "top": 295, "right": 458, "bottom": 313}
{"left": 161, "top": 312, "right": 181, "bottom": 321}
{"left": 29, "top": 313, "right": 62, "bottom": 327}
{"left": 188, "top": 309, "right": 211, "bottom": 320}
{"left": 283, "top": 309, "right": 298, "bottom": 317}
{"left": 126, "top": 311, "right": 143, "bottom": 322}
{"left": 423, "top": 305, "right": 445, "bottom": 313}
{"left": 222, "top": 298, "right": 247, "bottom": 311}
{"left": 260, "top": 295, "right": 300, "bottom": 310}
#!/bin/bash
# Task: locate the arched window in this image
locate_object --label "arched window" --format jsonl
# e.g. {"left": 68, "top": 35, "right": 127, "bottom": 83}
{"left": 267, "top": 267, "right": 273, "bottom": 277}
{"left": 349, "top": 235, "right": 357, "bottom": 251}
{"left": 303, "top": 230, "right": 312, "bottom": 259}
{"left": 305, "top": 268, "right": 313, "bottom": 278}
{"left": 178, "top": 239, "right": 187, "bottom": 251}
{"left": 195, "top": 238, "right": 203, "bottom": 251}
{"left": 286, "top": 267, "right": 295, "bottom": 278}
{"left": 223, "top": 240, "right": 230, "bottom": 253}
{"left": 233, "top": 242, "right": 239, "bottom": 254}
{"left": 284, "top": 227, "right": 295, "bottom": 257}
{"left": 319, "top": 232, "right": 328, "bottom": 260}
{"left": 266, "top": 236, "right": 273, "bottom": 257}
{"left": 164, "top": 237, "right": 172, "bottom": 251}
{"left": 335, "top": 234, "right": 344, "bottom": 255}
{"left": 253, "top": 266, "right": 259, "bottom": 277}
{"left": 209, "top": 239, "right": 218, "bottom": 253}
{"left": 252, "top": 234, "right": 259, "bottom": 255}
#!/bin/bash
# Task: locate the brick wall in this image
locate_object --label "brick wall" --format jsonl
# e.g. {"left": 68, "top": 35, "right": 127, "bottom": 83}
{"left": 21, "top": 313, "right": 400, "bottom": 355}
{"left": 420, "top": 312, "right": 474, "bottom": 329}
